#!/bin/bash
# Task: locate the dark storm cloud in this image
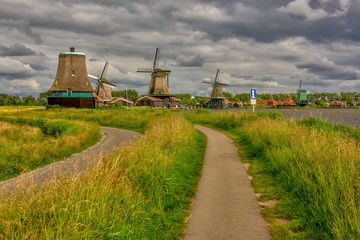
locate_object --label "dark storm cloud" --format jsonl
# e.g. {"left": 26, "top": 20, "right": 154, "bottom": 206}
{"left": 296, "top": 61, "right": 359, "bottom": 80}
{"left": 0, "top": 43, "right": 39, "bottom": 56}
{"left": 0, "top": 0, "right": 359, "bottom": 96}
{"left": 176, "top": 55, "right": 204, "bottom": 67}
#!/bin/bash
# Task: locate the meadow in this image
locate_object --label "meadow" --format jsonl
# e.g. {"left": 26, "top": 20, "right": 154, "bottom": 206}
{"left": 185, "top": 109, "right": 360, "bottom": 239}
{"left": 2, "top": 106, "right": 360, "bottom": 239}
{"left": 0, "top": 107, "right": 206, "bottom": 239}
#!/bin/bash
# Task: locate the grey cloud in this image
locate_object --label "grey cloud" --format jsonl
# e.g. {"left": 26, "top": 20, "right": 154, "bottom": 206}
{"left": 296, "top": 61, "right": 359, "bottom": 80}
{"left": 0, "top": 43, "right": 39, "bottom": 56}
{"left": 176, "top": 55, "right": 205, "bottom": 67}
{"left": 0, "top": 19, "right": 43, "bottom": 44}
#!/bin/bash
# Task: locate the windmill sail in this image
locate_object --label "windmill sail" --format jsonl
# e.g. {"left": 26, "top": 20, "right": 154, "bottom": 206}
{"left": 88, "top": 62, "right": 116, "bottom": 102}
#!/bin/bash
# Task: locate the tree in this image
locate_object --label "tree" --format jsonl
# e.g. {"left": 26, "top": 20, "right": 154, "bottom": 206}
{"left": 22, "top": 95, "right": 36, "bottom": 106}
{"left": 112, "top": 89, "right": 139, "bottom": 99}
{"left": 223, "top": 92, "right": 234, "bottom": 101}
{"left": 39, "top": 91, "right": 51, "bottom": 98}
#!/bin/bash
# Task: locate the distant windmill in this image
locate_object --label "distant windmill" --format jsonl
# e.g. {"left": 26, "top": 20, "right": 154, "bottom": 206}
{"left": 137, "top": 48, "right": 171, "bottom": 96}
{"left": 297, "top": 79, "right": 308, "bottom": 106}
{"left": 203, "top": 69, "right": 227, "bottom": 98}
{"left": 88, "top": 62, "right": 116, "bottom": 102}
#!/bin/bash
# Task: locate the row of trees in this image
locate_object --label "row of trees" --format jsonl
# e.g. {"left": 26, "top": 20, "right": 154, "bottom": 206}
{"left": 0, "top": 94, "right": 46, "bottom": 106}
{"left": 1, "top": 90, "right": 359, "bottom": 107}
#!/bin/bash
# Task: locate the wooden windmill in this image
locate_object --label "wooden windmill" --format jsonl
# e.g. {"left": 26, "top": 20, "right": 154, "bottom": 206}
{"left": 48, "top": 47, "right": 97, "bottom": 108}
{"left": 202, "top": 69, "right": 229, "bottom": 108}
{"left": 203, "top": 69, "right": 227, "bottom": 98}
{"left": 137, "top": 48, "right": 171, "bottom": 96}
{"left": 88, "top": 62, "right": 116, "bottom": 102}
{"left": 297, "top": 80, "right": 308, "bottom": 106}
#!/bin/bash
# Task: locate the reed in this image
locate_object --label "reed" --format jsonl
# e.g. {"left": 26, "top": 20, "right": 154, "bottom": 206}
{"left": 0, "top": 119, "right": 101, "bottom": 181}
{"left": 0, "top": 114, "right": 206, "bottom": 239}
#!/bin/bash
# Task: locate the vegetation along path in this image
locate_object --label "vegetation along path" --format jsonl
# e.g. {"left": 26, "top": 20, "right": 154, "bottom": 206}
{"left": 183, "top": 125, "right": 270, "bottom": 240}
{"left": 0, "top": 127, "right": 139, "bottom": 197}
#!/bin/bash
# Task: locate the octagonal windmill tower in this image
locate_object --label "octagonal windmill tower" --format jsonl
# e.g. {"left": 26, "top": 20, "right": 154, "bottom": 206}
{"left": 48, "top": 47, "right": 97, "bottom": 108}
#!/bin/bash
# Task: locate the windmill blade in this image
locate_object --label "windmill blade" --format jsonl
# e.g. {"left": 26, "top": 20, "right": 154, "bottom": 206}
{"left": 219, "top": 83, "right": 228, "bottom": 86}
{"left": 202, "top": 80, "right": 212, "bottom": 84}
{"left": 99, "top": 62, "right": 110, "bottom": 80}
{"left": 157, "top": 69, "right": 171, "bottom": 73}
{"left": 153, "top": 48, "right": 160, "bottom": 70}
{"left": 214, "top": 69, "right": 220, "bottom": 83}
{"left": 88, "top": 73, "right": 100, "bottom": 81}
{"left": 102, "top": 82, "right": 116, "bottom": 89}
{"left": 137, "top": 67, "right": 153, "bottom": 73}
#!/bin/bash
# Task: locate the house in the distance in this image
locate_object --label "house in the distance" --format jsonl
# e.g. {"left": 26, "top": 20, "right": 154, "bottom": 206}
{"left": 282, "top": 97, "right": 296, "bottom": 107}
{"left": 330, "top": 101, "right": 347, "bottom": 107}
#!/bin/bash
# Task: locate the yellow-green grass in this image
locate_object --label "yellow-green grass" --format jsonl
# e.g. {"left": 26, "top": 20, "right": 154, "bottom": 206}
{"left": 185, "top": 111, "right": 360, "bottom": 239}
{"left": 0, "top": 114, "right": 206, "bottom": 239}
{"left": 0, "top": 119, "right": 101, "bottom": 181}
{"left": 0, "top": 107, "right": 169, "bottom": 133}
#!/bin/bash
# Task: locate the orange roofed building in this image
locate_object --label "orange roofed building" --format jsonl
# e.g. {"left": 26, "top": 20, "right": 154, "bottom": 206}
{"left": 282, "top": 97, "right": 296, "bottom": 106}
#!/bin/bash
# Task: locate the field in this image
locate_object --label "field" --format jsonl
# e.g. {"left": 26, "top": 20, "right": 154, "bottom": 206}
{"left": 214, "top": 108, "right": 360, "bottom": 128}
{"left": 2, "top": 106, "right": 360, "bottom": 239}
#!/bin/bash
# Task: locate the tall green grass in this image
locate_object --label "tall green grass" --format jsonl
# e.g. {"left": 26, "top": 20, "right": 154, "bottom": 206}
{"left": 0, "top": 114, "right": 206, "bottom": 239}
{"left": 0, "top": 107, "right": 169, "bottom": 133}
{"left": 185, "top": 110, "right": 360, "bottom": 239}
{"left": 0, "top": 119, "right": 101, "bottom": 181}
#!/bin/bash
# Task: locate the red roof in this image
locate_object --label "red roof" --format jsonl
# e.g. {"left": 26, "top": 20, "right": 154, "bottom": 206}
{"left": 267, "top": 98, "right": 281, "bottom": 106}
{"left": 330, "top": 101, "right": 345, "bottom": 106}
{"left": 283, "top": 97, "right": 296, "bottom": 106}
{"left": 222, "top": 99, "right": 232, "bottom": 104}
{"left": 256, "top": 101, "right": 266, "bottom": 106}
{"left": 92, "top": 92, "right": 104, "bottom": 103}
{"left": 170, "top": 97, "right": 180, "bottom": 102}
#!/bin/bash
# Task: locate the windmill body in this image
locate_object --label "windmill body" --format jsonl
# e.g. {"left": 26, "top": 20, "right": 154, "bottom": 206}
{"left": 88, "top": 62, "right": 116, "bottom": 103}
{"left": 48, "top": 47, "right": 97, "bottom": 108}
{"left": 136, "top": 48, "right": 179, "bottom": 108}
{"left": 297, "top": 80, "right": 308, "bottom": 106}
{"left": 203, "top": 69, "right": 230, "bottom": 108}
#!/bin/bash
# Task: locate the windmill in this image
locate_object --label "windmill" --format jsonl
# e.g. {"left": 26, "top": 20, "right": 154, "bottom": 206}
{"left": 88, "top": 62, "right": 116, "bottom": 102}
{"left": 48, "top": 47, "right": 96, "bottom": 108}
{"left": 297, "top": 79, "right": 308, "bottom": 106}
{"left": 202, "top": 69, "right": 229, "bottom": 108}
{"left": 137, "top": 48, "right": 171, "bottom": 96}
{"left": 203, "top": 69, "right": 227, "bottom": 98}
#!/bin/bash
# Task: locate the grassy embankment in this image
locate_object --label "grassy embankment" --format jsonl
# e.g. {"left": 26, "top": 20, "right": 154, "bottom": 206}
{"left": 0, "top": 107, "right": 168, "bottom": 181}
{"left": 0, "top": 116, "right": 101, "bottom": 181}
{"left": 0, "top": 109, "right": 206, "bottom": 239}
{"left": 185, "top": 109, "right": 360, "bottom": 239}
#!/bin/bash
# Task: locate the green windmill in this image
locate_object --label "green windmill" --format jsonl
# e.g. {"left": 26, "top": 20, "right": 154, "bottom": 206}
{"left": 297, "top": 80, "right": 308, "bottom": 106}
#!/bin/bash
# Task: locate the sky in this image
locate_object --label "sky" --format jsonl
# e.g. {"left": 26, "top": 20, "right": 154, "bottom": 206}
{"left": 0, "top": 0, "right": 360, "bottom": 97}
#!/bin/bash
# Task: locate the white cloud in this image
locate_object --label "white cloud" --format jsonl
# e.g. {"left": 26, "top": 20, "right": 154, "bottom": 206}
{"left": 279, "top": 0, "right": 351, "bottom": 21}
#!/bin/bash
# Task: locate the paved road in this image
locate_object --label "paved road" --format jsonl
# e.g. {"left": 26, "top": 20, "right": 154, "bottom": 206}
{"left": 0, "top": 127, "right": 139, "bottom": 198}
{"left": 183, "top": 125, "right": 271, "bottom": 240}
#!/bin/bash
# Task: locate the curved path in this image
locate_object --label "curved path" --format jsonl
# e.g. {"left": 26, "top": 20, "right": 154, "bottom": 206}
{"left": 0, "top": 127, "right": 139, "bottom": 197}
{"left": 183, "top": 125, "right": 271, "bottom": 240}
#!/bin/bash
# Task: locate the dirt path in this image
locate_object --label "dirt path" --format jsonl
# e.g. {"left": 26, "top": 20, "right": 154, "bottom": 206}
{"left": 0, "top": 127, "right": 139, "bottom": 197}
{"left": 183, "top": 125, "right": 270, "bottom": 240}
